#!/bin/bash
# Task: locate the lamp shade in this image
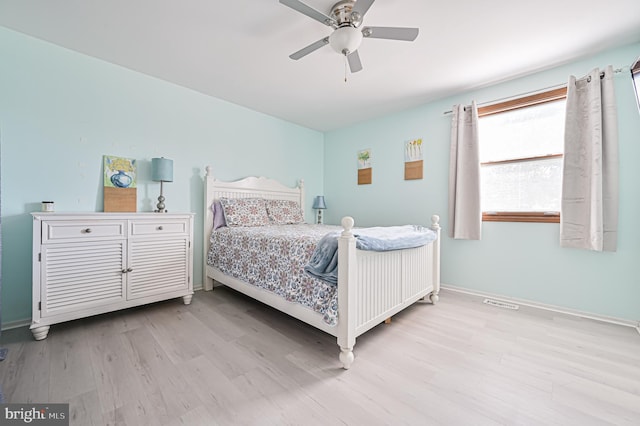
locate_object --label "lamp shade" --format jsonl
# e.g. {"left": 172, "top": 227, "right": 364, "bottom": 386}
{"left": 312, "top": 196, "right": 327, "bottom": 209}
{"left": 151, "top": 157, "right": 173, "bottom": 182}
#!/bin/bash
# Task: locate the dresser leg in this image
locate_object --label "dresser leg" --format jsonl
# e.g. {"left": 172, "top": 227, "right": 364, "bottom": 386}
{"left": 182, "top": 294, "right": 193, "bottom": 305}
{"left": 31, "top": 325, "right": 50, "bottom": 341}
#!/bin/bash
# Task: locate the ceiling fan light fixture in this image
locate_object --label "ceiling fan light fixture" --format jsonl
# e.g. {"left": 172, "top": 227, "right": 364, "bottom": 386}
{"left": 329, "top": 26, "right": 363, "bottom": 55}
{"left": 281, "top": 0, "right": 419, "bottom": 74}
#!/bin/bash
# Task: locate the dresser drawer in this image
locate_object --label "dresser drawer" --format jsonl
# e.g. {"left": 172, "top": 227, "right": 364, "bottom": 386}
{"left": 42, "top": 220, "right": 126, "bottom": 243}
{"left": 130, "top": 219, "right": 189, "bottom": 236}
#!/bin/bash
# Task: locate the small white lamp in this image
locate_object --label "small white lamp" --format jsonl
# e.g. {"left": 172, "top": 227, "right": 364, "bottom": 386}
{"left": 312, "top": 196, "right": 327, "bottom": 224}
{"left": 151, "top": 157, "right": 173, "bottom": 213}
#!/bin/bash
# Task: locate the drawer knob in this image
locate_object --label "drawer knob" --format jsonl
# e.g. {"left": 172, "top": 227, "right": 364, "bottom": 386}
{"left": 157, "top": 226, "right": 164, "bottom": 231}
{"left": 121, "top": 268, "right": 133, "bottom": 274}
{"left": 84, "top": 228, "right": 92, "bottom": 234}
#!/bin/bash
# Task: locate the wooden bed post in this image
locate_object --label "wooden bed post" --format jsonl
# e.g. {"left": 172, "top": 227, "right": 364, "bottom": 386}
{"left": 337, "top": 216, "right": 357, "bottom": 369}
{"left": 429, "top": 215, "right": 441, "bottom": 303}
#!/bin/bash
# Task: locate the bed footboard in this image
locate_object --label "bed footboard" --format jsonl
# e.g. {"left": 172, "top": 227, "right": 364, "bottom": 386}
{"left": 336, "top": 215, "right": 441, "bottom": 369}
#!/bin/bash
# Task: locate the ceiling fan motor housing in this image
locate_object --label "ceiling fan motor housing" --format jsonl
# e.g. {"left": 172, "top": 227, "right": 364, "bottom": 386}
{"left": 331, "top": 0, "right": 361, "bottom": 27}
{"left": 329, "top": 1, "right": 363, "bottom": 55}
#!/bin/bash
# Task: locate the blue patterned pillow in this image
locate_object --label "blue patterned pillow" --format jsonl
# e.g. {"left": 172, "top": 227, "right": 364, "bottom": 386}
{"left": 219, "top": 198, "right": 269, "bottom": 227}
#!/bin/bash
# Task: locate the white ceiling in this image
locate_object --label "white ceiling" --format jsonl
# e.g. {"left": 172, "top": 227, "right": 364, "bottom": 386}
{"left": 1, "top": 0, "right": 640, "bottom": 131}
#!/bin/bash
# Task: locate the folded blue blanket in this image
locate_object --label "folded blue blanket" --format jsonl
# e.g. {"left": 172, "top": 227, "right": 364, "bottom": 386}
{"left": 304, "top": 231, "right": 341, "bottom": 285}
{"left": 354, "top": 225, "right": 438, "bottom": 251}
{"left": 304, "top": 225, "right": 437, "bottom": 286}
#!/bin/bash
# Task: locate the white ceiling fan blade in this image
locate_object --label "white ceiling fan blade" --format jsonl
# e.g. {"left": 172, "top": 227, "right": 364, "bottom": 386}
{"left": 352, "top": 0, "right": 375, "bottom": 19}
{"left": 347, "top": 50, "right": 363, "bottom": 73}
{"left": 289, "top": 37, "right": 330, "bottom": 60}
{"left": 279, "top": 0, "right": 336, "bottom": 26}
{"left": 362, "top": 26, "right": 419, "bottom": 41}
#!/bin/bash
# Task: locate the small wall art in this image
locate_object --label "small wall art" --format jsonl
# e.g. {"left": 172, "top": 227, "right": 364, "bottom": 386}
{"left": 103, "top": 155, "right": 137, "bottom": 212}
{"left": 357, "top": 148, "right": 372, "bottom": 185}
{"left": 404, "top": 138, "right": 423, "bottom": 180}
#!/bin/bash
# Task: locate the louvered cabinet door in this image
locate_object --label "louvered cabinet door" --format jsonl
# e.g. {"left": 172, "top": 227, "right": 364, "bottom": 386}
{"left": 127, "top": 237, "right": 190, "bottom": 300}
{"left": 31, "top": 213, "right": 194, "bottom": 340}
{"left": 40, "top": 240, "right": 126, "bottom": 317}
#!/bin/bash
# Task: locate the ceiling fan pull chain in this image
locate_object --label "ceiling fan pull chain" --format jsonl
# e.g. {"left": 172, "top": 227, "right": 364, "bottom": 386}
{"left": 344, "top": 53, "right": 348, "bottom": 82}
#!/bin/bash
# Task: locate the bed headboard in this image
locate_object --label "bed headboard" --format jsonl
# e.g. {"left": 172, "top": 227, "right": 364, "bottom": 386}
{"left": 203, "top": 166, "right": 305, "bottom": 288}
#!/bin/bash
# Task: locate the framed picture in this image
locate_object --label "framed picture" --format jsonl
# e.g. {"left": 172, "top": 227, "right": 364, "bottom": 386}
{"left": 357, "top": 148, "right": 372, "bottom": 185}
{"left": 104, "top": 155, "right": 137, "bottom": 188}
{"left": 404, "top": 138, "right": 423, "bottom": 180}
{"left": 103, "top": 155, "right": 137, "bottom": 212}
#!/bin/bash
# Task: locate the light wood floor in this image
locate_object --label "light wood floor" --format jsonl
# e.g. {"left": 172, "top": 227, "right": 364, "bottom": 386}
{"left": 1, "top": 287, "right": 639, "bottom": 426}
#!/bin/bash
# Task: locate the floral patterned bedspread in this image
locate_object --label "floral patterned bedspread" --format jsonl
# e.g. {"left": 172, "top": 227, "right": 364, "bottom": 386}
{"left": 207, "top": 224, "right": 342, "bottom": 326}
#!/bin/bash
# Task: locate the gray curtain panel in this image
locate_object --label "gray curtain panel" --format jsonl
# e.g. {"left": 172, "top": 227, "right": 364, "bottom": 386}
{"left": 561, "top": 65, "right": 619, "bottom": 251}
{"left": 448, "top": 101, "right": 482, "bottom": 240}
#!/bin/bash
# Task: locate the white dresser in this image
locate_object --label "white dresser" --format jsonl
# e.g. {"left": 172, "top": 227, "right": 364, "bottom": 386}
{"left": 31, "top": 212, "right": 194, "bottom": 340}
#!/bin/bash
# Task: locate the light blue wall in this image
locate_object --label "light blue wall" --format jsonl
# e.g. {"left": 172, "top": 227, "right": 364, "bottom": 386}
{"left": 2, "top": 25, "right": 639, "bottom": 327}
{"left": 324, "top": 43, "right": 640, "bottom": 322}
{"left": 0, "top": 27, "right": 324, "bottom": 324}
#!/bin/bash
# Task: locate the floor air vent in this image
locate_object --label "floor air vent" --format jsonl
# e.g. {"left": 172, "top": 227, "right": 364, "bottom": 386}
{"left": 483, "top": 298, "right": 520, "bottom": 310}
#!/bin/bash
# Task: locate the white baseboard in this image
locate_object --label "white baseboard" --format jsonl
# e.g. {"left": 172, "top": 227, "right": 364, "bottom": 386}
{"left": 5, "top": 286, "right": 638, "bottom": 336}
{"left": 1, "top": 287, "right": 208, "bottom": 332}
{"left": 1, "top": 319, "right": 30, "bottom": 332}
{"left": 441, "top": 283, "right": 640, "bottom": 332}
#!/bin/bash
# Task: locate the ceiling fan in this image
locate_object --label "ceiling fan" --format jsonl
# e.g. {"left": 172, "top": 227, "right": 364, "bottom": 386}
{"left": 280, "top": 0, "right": 419, "bottom": 73}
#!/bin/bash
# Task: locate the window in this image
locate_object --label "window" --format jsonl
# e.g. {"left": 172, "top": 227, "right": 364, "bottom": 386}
{"left": 478, "top": 87, "right": 567, "bottom": 223}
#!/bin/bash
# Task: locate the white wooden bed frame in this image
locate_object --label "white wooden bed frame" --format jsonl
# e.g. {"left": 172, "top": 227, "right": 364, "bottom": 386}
{"left": 203, "top": 166, "right": 440, "bottom": 368}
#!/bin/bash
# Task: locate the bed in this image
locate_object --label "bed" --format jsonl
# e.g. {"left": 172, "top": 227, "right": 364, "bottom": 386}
{"left": 203, "top": 166, "right": 441, "bottom": 368}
